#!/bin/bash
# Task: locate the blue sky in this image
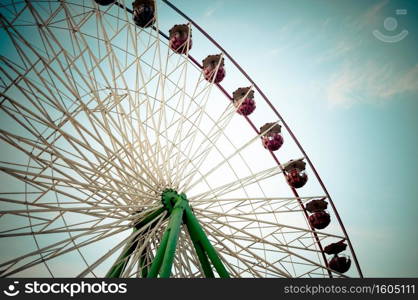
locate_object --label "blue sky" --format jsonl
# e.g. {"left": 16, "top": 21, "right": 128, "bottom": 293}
{"left": 173, "top": 0, "right": 418, "bottom": 277}
{"left": 0, "top": 0, "right": 416, "bottom": 278}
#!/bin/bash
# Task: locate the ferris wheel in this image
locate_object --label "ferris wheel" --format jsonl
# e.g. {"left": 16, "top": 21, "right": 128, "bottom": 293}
{"left": 0, "top": 0, "right": 363, "bottom": 278}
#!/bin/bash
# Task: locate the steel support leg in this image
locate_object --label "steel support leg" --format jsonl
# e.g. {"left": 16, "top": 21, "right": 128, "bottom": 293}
{"left": 106, "top": 207, "right": 165, "bottom": 278}
{"left": 147, "top": 199, "right": 185, "bottom": 277}
{"left": 110, "top": 190, "right": 230, "bottom": 278}
{"left": 184, "top": 206, "right": 230, "bottom": 278}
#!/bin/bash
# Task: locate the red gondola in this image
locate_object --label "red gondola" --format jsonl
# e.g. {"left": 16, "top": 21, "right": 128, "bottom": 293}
{"left": 232, "top": 87, "right": 256, "bottom": 116}
{"left": 169, "top": 24, "right": 192, "bottom": 54}
{"left": 202, "top": 54, "right": 225, "bottom": 83}
{"left": 283, "top": 158, "right": 308, "bottom": 188}
{"left": 329, "top": 255, "right": 351, "bottom": 273}
{"left": 324, "top": 240, "right": 347, "bottom": 255}
{"left": 305, "top": 198, "right": 328, "bottom": 213}
{"left": 260, "top": 122, "right": 283, "bottom": 151}
{"left": 308, "top": 211, "right": 331, "bottom": 229}
{"left": 132, "top": 0, "right": 156, "bottom": 28}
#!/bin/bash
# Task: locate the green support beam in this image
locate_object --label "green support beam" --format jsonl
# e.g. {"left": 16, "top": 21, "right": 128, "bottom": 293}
{"left": 106, "top": 234, "right": 137, "bottom": 278}
{"left": 108, "top": 189, "right": 230, "bottom": 278}
{"left": 147, "top": 197, "right": 186, "bottom": 278}
{"left": 138, "top": 251, "right": 149, "bottom": 278}
{"left": 187, "top": 226, "right": 215, "bottom": 277}
{"left": 106, "top": 207, "right": 165, "bottom": 278}
{"left": 146, "top": 225, "right": 171, "bottom": 277}
{"left": 184, "top": 206, "right": 230, "bottom": 278}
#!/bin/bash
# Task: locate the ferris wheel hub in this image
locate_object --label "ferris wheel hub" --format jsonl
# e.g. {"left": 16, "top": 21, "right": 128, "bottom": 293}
{"left": 161, "top": 189, "right": 188, "bottom": 214}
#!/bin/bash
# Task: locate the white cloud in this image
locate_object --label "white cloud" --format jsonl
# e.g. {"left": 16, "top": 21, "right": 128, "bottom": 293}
{"left": 204, "top": 7, "right": 216, "bottom": 17}
{"left": 204, "top": 1, "right": 223, "bottom": 17}
{"left": 315, "top": 40, "right": 358, "bottom": 64}
{"left": 362, "top": 0, "right": 390, "bottom": 26}
{"left": 346, "top": 0, "right": 390, "bottom": 31}
{"left": 315, "top": 0, "right": 390, "bottom": 64}
{"left": 314, "top": 0, "right": 417, "bottom": 107}
{"left": 383, "top": 65, "right": 418, "bottom": 97}
{"left": 326, "top": 62, "right": 418, "bottom": 107}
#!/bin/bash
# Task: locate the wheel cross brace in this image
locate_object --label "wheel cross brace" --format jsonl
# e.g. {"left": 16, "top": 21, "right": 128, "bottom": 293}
{"left": 107, "top": 189, "right": 230, "bottom": 278}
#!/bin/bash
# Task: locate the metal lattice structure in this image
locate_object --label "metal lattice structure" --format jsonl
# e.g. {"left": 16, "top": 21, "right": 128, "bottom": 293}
{"left": 0, "top": 0, "right": 362, "bottom": 278}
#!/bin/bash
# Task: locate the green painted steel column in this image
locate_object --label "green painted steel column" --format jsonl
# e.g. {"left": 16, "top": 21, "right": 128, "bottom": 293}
{"left": 138, "top": 251, "right": 148, "bottom": 278}
{"left": 147, "top": 203, "right": 184, "bottom": 277}
{"left": 158, "top": 200, "right": 185, "bottom": 277}
{"left": 106, "top": 207, "right": 165, "bottom": 278}
{"left": 184, "top": 206, "right": 230, "bottom": 278}
{"left": 136, "top": 207, "right": 166, "bottom": 277}
{"left": 187, "top": 229, "right": 215, "bottom": 277}
{"left": 146, "top": 190, "right": 230, "bottom": 278}
{"left": 106, "top": 236, "right": 138, "bottom": 278}
{"left": 147, "top": 228, "right": 171, "bottom": 277}
{"left": 134, "top": 207, "right": 166, "bottom": 229}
